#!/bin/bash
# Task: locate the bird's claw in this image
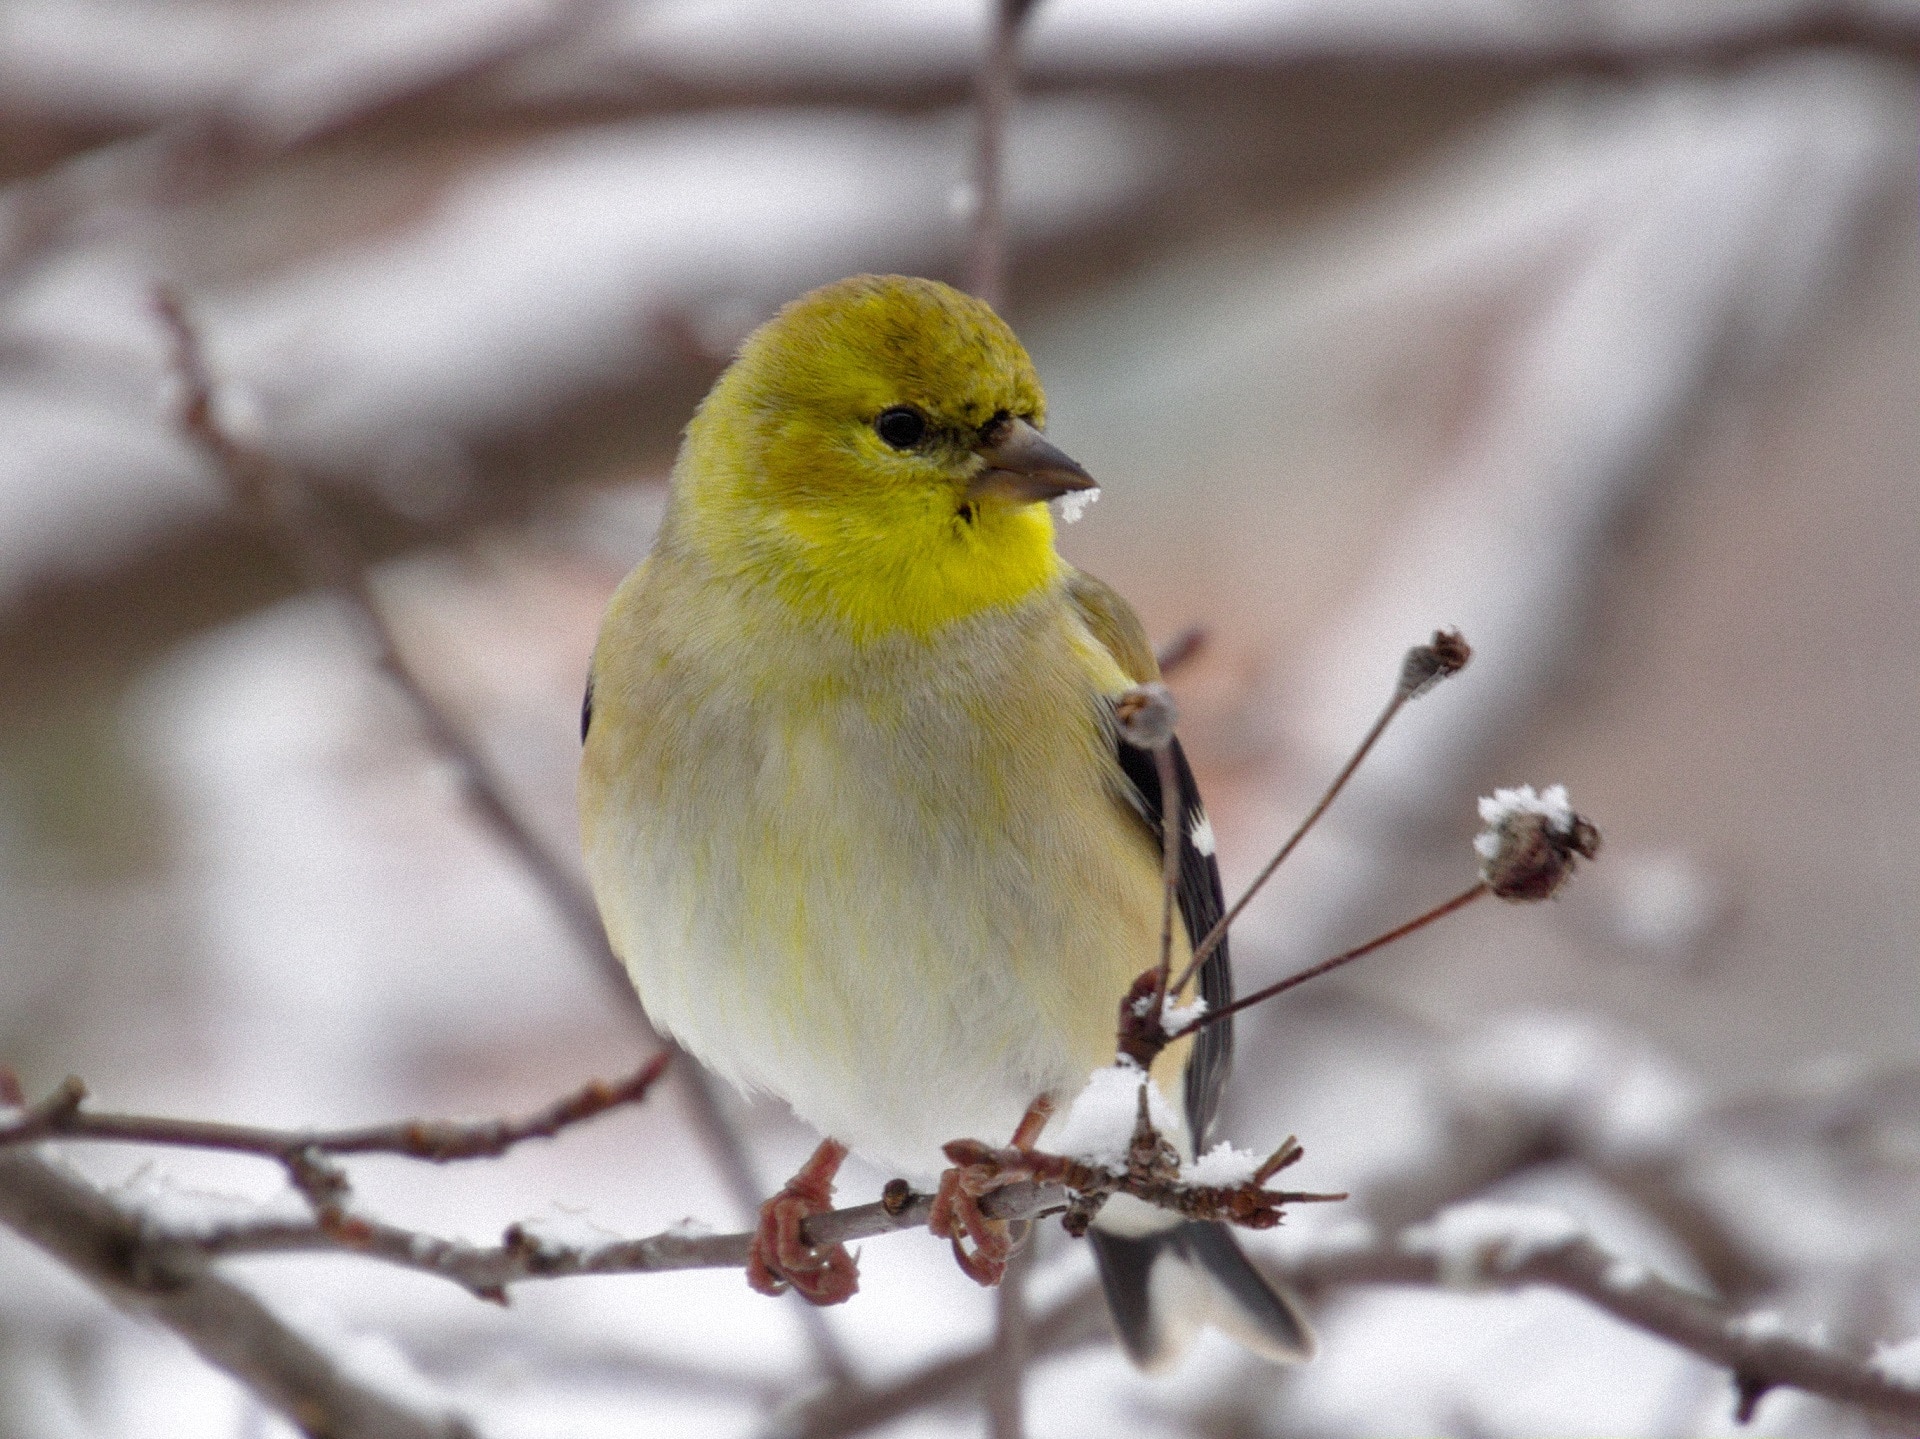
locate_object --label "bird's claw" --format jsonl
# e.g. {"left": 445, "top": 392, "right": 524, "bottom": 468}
{"left": 928, "top": 1096, "right": 1053, "bottom": 1287}
{"left": 746, "top": 1138, "right": 859, "bottom": 1306}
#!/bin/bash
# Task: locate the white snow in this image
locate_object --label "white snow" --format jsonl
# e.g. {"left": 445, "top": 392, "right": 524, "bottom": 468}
{"left": 1603, "top": 1259, "right": 1649, "bottom": 1292}
{"left": 1184, "top": 1142, "right": 1262, "bottom": 1187}
{"left": 1473, "top": 782, "right": 1577, "bottom": 860}
{"left": 1402, "top": 1202, "right": 1584, "bottom": 1288}
{"left": 1159, "top": 995, "right": 1209, "bottom": 1036}
{"left": 1050, "top": 1059, "right": 1181, "bottom": 1171}
{"left": 507, "top": 1207, "right": 626, "bottom": 1257}
{"left": 106, "top": 1163, "right": 312, "bottom": 1235}
{"left": 1051, "top": 486, "right": 1101, "bottom": 524}
{"left": 1447, "top": 1013, "right": 1701, "bottom": 1160}
{"left": 1870, "top": 1336, "right": 1920, "bottom": 1387}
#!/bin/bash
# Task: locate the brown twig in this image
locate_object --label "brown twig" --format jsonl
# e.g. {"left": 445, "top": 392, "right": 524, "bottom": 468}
{"left": 1152, "top": 741, "right": 1182, "bottom": 1006}
{"left": 1182, "top": 882, "right": 1490, "bottom": 1038}
{"left": 154, "top": 288, "right": 616, "bottom": 985}
{"left": 0, "top": 1056, "right": 669, "bottom": 1166}
{"left": 1153, "top": 626, "right": 1208, "bottom": 677}
{"left": 968, "top": 0, "right": 1041, "bottom": 311}
{"left": 1169, "top": 630, "right": 1469, "bottom": 998}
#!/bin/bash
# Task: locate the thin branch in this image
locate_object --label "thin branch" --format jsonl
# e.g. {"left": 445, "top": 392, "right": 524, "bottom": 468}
{"left": 1152, "top": 742, "right": 1182, "bottom": 1006}
{"left": 984, "top": 1236, "right": 1033, "bottom": 1439}
{"left": 968, "top": 0, "right": 1041, "bottom": 310}
{"left": 1170, "top": 631, "right": 1469, "bottom": 998}
{"left": 0, "top": 1056, "right": 669, "bottom": 1164}
{"left": 0, "top": 1152, "right": 475, "bottom": 1439}
{"left": 1180, "top": 882, "right": 1489, "bottom": 1038}
{"left": 1152, "top": 626, "right": 1207, "bottom": 678}
{"left": 154, "top": 288, "right": 613, "bottom": 983}
{"left": 200, "top": 1183, "right": 1066, "bottom": 1294}
{"left": 792, "top": 1209, "right": 1920, "bottom": 1439}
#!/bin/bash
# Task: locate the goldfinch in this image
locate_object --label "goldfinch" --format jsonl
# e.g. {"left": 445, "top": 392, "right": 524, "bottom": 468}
{"left": 579, "top": 274, "right": 1312, "bottom": 1369}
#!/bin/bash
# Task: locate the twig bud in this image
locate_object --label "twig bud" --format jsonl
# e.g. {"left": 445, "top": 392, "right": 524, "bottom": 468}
{"left": 1115, "top": 682, "right": 1177, "bottom": 749}
{"left": 1399, "top": 629, "right": 1473, "bottom": 700}
{"left": 1475, "top": 784, "right": 1601, "bottom": 902}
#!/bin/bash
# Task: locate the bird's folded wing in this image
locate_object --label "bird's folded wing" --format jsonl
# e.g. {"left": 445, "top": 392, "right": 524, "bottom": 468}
{"left": 1066, "top": 569, "right": 1235, "bottom": 1147}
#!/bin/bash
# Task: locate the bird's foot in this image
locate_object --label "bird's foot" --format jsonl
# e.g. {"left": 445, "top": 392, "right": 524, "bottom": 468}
{"left": 746, "top": 1138, "right": 859, "bottom": 1305}
{"left": 929, "top": 1096, "right": 1053, "bottom": 1287}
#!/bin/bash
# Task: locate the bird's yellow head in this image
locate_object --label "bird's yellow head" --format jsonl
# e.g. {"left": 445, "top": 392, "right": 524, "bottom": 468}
{"left": 664, "top": 274, "right": 1096, "bottom": 643}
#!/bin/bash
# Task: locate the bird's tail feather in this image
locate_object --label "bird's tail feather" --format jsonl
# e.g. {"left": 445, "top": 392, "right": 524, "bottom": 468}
{"left": 1089, "top": 1221, "right": 1315, "bottom": 1371}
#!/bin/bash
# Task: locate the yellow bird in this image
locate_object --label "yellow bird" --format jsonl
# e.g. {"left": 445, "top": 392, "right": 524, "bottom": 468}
{"left": 579, "top": 274, "right": 1311, "bottom": 1369}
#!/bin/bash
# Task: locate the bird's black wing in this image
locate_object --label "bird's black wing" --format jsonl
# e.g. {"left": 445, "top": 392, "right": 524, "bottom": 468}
{"left": 1111, "top": 726, "right": 1234, "bottom": 1148}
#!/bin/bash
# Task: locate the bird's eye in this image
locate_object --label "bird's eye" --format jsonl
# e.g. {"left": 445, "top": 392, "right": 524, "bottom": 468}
{"left": 875, "top": 406, "right": 927, "bottom": 450}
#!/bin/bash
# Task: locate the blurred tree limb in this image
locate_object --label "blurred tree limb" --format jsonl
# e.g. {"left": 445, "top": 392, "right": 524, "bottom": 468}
{"left": 0, "top": 1149, "right": 475, "bottom": 1439}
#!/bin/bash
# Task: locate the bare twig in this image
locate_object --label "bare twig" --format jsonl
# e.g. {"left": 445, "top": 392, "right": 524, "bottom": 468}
{"left": 197, "top": 1182, "right": 1063, "bottom": 1296}
{"left": 984, "top": 1237, "right": 1032, "bottom": 1439}
{"left": 968, "top": 0, "right": 1042, "bottom": 311}
{"left": 0, "top": 1056, "right": 669, "bottom": 1166}
{"left": 1153, "top": 741, "right": 1182, "bottom": 1005}
{"left": 1181, "top": 883, "right": 1490, "bottom": 1038}
{"left": 0, "top": 1151, "right": 474, "bottom": 1439}
{"left": 155, "top": 288, "right": 615, "bottom": 985}
{"left": 1170, "top": 631, "right": 1469, "bottom": 998}
{"left": 1153, "top": 626, "right": 1207, "bottom": 677}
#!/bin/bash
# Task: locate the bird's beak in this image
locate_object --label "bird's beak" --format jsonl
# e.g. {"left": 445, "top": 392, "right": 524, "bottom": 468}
{"left": 970, "top": 418, "right": 1097, "bottom": 504}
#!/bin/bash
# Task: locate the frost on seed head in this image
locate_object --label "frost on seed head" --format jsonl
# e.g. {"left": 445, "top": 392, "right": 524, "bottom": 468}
{"left": 1474, "top": 784, "right": 1600, "bottom": 902}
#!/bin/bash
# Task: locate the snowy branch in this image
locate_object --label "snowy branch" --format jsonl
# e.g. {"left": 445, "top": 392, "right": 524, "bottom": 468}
{"left": 0, "top": 1150, "right": 475, "bottom": 1439}
{"left": 1287, "top": 1221, "right": 1920, "bottom": 1428}
{"left": 7, "top": 1063, "right": 1920, "bottom": 1431}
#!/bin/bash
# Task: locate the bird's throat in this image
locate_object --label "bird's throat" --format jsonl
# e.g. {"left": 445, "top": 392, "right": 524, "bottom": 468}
{"left": 768, "top": 495, "right": 1066, "bottom": 643}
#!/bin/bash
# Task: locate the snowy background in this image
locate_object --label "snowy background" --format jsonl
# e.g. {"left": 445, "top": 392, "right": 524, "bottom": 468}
{"left": 2, "top": 1, "right": 1919, "bottom": 1435}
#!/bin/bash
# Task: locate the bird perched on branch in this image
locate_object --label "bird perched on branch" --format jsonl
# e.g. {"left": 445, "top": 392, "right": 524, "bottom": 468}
{"left": 579, "top": 274, "right": 1311, "bottom": 1370}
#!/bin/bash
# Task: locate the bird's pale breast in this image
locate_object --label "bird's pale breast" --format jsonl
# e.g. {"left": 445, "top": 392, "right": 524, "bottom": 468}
{"left": 581, "top": 560, "right": 1177, "bottom": 1177}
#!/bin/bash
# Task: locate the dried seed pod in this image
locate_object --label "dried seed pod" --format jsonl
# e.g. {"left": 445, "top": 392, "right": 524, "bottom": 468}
{"left": 1475, "top": 784, "right": 1602, "bottom": 901}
